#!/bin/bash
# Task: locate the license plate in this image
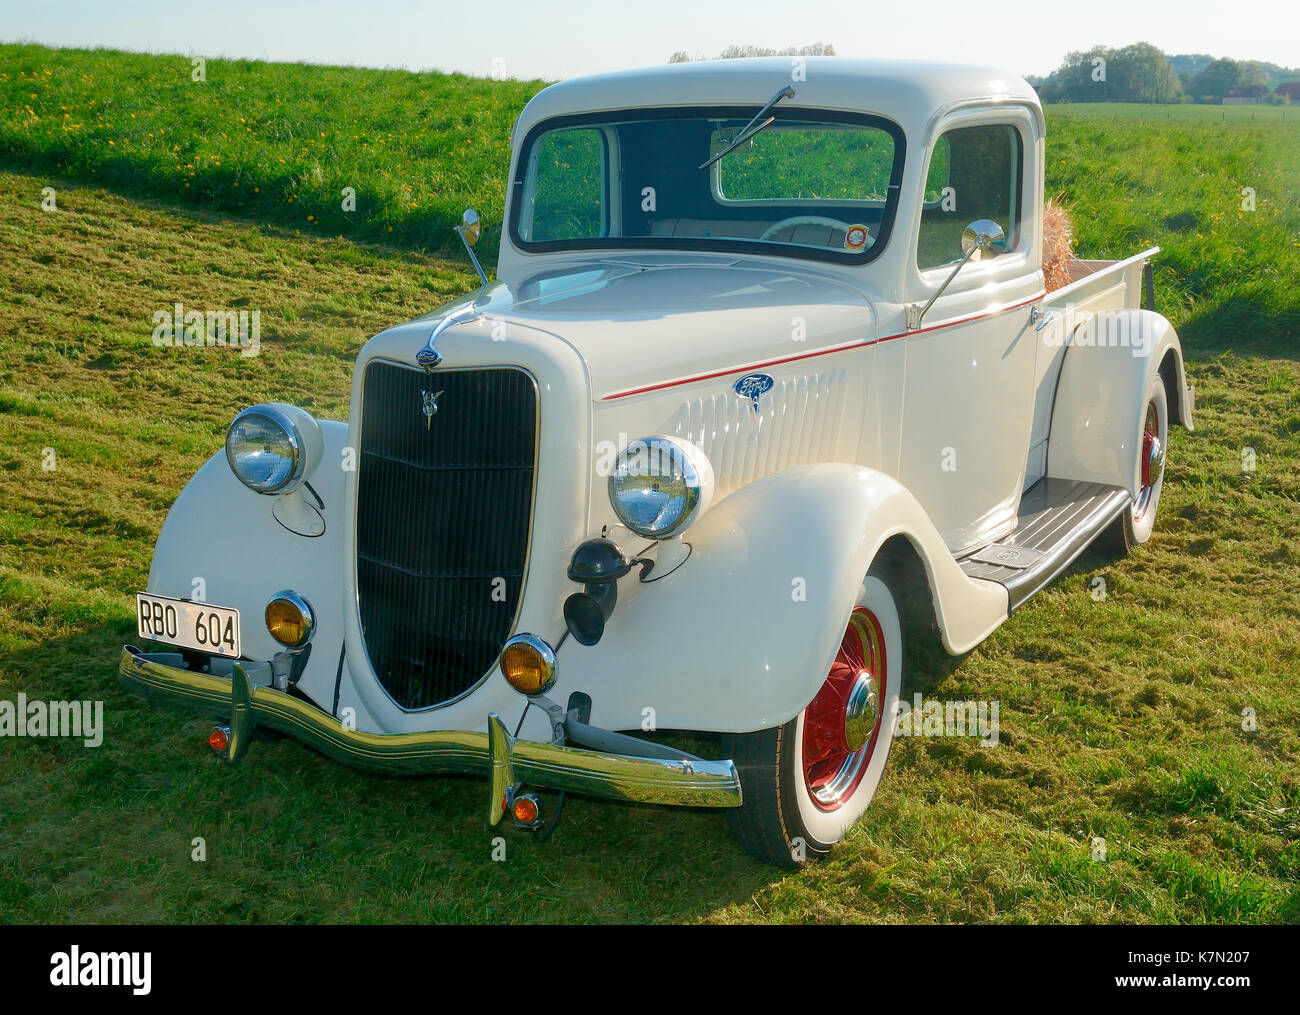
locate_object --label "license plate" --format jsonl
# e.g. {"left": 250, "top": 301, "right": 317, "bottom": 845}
{"left": 136, "top": 592, "right": 241, "bottom": 659}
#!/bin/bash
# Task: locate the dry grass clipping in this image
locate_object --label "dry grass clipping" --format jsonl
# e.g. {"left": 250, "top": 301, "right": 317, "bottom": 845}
{"left": 1043, "top": 193, "right": 1076, "bottom": 293}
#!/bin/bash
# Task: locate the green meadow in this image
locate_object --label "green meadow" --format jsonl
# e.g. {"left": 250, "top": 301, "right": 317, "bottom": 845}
{"left": 0, "top": 45, "right": 1297, "bottom": 923}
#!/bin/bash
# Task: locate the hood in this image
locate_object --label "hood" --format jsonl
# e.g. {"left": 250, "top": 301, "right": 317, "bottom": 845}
{"left": 400, "top": 255, "right": 879, "bottom": 401}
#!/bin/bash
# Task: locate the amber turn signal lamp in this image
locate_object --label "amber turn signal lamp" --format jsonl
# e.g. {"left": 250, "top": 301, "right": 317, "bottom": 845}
{"left": 265, "top": 591, "right": 314, "bottom": 648}
{"left": 209, "top": 726, "right": 230, "bottom": 754}
{"left": 499, "top": 634, "right": 557, "bottom": 695}
{"left": 512, "top": 794, "right": 540, "bottom": 824}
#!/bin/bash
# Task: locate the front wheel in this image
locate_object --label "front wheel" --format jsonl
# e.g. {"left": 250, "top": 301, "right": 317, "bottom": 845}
{"left": 722, "top": 565, "right": 903, "bottom": 867}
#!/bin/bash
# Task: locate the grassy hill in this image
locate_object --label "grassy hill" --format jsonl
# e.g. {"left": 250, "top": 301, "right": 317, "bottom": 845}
{"left": 0, "top": 43, "right": 544, "bottom": 255}
{"left": 0, "top": 46, "right": 1297, "bottom": 924}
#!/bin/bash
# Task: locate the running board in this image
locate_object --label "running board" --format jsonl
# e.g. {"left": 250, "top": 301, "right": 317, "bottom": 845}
{"left": 959, "top": 479, "right": 1131, "bottom": 611}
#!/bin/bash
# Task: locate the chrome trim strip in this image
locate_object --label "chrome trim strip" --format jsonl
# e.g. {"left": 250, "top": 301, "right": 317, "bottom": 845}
{"left": 118, "top": 648, "right": 743, "bottom": 810}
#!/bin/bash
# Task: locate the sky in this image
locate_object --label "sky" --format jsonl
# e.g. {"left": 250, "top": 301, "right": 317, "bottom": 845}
{"left": 1, "top": 0, "right": 1295, "bottom": 82}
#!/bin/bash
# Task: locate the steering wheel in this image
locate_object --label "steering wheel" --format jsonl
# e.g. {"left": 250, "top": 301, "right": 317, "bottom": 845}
{"left": 759, "top": 215, "right": 860, "bottom": 245}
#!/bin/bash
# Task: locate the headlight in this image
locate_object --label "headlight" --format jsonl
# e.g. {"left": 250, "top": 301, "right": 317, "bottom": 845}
{"left": 225, "top": 403, "right": 322, "bottom": 495}
{"left": 608, "top": 435, "right": 714, "bottom": 538}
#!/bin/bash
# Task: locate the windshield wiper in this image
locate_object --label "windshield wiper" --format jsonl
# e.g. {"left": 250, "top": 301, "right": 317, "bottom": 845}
{"left": 698, "top": 84, "right": 795, "bottom": 171}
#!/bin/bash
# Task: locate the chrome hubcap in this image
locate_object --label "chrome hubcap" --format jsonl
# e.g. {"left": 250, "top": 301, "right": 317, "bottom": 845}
{"left": 1149, "top": 433, "right": 1165, "bottom": 477}
{"left": 843, "top": 669, "right": 879, "bottom": 753}
{"left": 1135, "top": 400, "right": 1164, "bottom": 521}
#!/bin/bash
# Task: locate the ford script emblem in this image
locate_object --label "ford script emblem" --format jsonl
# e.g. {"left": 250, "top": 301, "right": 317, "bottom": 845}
{"left": 733, "top": 373, "right": 775, "bottom": 415}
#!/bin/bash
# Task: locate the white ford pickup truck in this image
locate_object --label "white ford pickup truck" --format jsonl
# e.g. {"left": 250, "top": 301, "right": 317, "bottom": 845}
{"left": 121, "top": 58, "right": 1194, "bottom": 867}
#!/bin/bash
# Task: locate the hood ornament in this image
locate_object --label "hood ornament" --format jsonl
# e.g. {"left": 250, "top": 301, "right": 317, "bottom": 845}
{"left": 733, "top": 373, "right": 775, "bottom": 415}
{"left": 420, "top": 389, "right": 444, "bottom": 430}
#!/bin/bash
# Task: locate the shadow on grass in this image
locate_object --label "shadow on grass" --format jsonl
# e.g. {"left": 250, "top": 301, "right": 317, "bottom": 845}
{"left": 1176, "top": 290, "right": 1300, "bottom": 361}
{"left": 0, "top": 625, "right": 788, "bottom": 924}
{"left": 1, "top": 163, "right": 489, "bottom": 273}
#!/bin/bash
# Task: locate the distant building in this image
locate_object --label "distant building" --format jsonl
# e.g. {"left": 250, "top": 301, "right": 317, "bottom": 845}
{"left": 1223, "top": 84, "right": 1271, "bottom": 105}
{"left": 1273, "top": 82, "right": 1300, "bottom": 103}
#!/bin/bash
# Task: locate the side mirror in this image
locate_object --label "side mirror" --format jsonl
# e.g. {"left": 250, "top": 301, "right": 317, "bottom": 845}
{"left": 454, "top": 208, "right": 487, "bottom": 286}
{"left": 913, "top": 218, "right": 1009, "bottom": 328}
{"left": 960, "top": 218, "right": 1007, "bottom": 258}
{"left": 458, "top": 208, "right": 481, "bottom": 247}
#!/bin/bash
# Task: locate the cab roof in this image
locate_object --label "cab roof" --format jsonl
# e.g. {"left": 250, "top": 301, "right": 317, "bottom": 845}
{"left": 515, "top": 57, "right": 1043, "bottom": 138}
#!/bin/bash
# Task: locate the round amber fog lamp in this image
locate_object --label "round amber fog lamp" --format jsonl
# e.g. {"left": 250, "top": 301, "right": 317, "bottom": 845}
{"left": 265, "top": 591, "right": 314, "bottom": 648}
{"left": 500, "top": 634, "right": 556, "bottom": 695}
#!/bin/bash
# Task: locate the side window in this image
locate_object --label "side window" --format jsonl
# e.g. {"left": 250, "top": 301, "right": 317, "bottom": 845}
{"left": 917, "top": 124, "right": 1021, "bottom": 270}
{"left": 523, "top": 128, "right": 606, "bottom": 242}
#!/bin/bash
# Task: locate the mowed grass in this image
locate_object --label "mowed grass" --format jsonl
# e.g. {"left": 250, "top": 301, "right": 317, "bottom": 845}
{"left": 0, "top": 47, "right": 1298, "bottom": 923}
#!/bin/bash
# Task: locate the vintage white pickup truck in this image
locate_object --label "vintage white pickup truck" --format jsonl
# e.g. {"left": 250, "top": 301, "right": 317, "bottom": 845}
{"left": 121, "top": 58, "right": 1193, "bottom": 867}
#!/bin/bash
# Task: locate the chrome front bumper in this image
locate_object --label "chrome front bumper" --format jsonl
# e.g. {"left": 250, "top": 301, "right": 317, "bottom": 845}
{"left": 118, "top": 647, "right": 742, "bottom": 822}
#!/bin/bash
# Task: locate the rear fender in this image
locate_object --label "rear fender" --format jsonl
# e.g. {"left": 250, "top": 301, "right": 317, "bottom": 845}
{"left": 1048, "top": 309, "right": 1192, "bottom": 497}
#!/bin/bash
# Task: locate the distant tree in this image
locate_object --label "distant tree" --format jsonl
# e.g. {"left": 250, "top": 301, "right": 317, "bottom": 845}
{"left": 1115, "top": 42, "right": 1183, "bottom": 103}
{"left": 1167, "top": 53, "right": 1215, "bottom": 79}
{"left": 1190, "top": 58, "right": 1240, "bottom": 100}
{"left": 1238, "top": 61, "right": 1267, "bottom": 87}
{"left": 669, "top": 43, "right": 835, "bottom": 62}
{"left": 1051, "top": 47, "right": 1124, "bottom": 101}
{"left": 1044, "top": 43, "right": 1182, "bottom": 103}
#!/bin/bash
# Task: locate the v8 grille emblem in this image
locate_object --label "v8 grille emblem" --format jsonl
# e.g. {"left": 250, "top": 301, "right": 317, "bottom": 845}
{"left": 420, "top": 389, "right": 443, "bottom": 430}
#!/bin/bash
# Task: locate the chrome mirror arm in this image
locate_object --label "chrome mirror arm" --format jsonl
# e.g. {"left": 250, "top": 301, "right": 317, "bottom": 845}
{"left": 456, "top": 222, "right": 488, "bottom": 287}
{"left": 913, "top": 219, "right": 1007, "bottom": 329}
{"left": 916, "top": 243, "right": 981, "bottom": 329}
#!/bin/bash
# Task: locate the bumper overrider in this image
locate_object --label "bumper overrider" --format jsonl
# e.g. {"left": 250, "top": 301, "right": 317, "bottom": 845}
{"left": 118, "top": 646, "right": 742, "bottom": 824}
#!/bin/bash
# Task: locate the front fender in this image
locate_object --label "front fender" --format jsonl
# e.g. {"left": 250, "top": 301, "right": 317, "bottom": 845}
{"left": 145, "top": 419, "right": 360, "bottom": 721}
{"left": 1048, "top": 310, "right": 1192, "bottom": 496}
{"left": 557, "top": 462, "right": 1009, "bottom": 734}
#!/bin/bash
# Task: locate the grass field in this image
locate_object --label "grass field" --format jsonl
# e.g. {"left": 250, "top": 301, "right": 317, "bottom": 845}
{"left": 0, "top": 43, "right": 541, "bottom": 256}
{"left": 1048, "top": 101, "right": 1296, "bottom": 122}
{"left": 1, "top": 46, "right": 1298, "bottom": 924}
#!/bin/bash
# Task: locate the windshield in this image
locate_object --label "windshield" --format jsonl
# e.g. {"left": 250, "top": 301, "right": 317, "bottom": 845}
{"left": 510, "top": 107, "right": 904, "bottom": 263}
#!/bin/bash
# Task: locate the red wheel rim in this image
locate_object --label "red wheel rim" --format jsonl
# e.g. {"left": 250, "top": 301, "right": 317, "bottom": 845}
{"left": 802, "top": 607, "right": 887, "bottom": 812}
{"left": 1135, "top": 399, "right": 1162, "bottom": 521}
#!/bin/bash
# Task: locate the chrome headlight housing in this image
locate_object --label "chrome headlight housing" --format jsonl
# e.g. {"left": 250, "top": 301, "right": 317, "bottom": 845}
{"left": 608, "top": 435, "right": 714, "bottom": 538}
{"left": 225, "top": 403, "right": 323, "bottom": 495}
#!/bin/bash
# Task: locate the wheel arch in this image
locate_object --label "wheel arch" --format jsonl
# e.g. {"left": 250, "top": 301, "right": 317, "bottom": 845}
{"left": 557, "top": 463, "right": 1008, "bottom": 734}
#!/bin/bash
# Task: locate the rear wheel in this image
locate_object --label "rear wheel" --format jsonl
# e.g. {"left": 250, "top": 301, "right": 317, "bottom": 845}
{"left": 1108, "top": 376, "right": 1168, "bottom": 553}
{"left": 723, "top": 565, "right": 902, "bottom": 867}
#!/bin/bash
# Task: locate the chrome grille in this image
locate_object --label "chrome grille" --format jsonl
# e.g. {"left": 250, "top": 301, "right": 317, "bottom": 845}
{"left": 355, "top": 362, "right": 536, "bottom": 709}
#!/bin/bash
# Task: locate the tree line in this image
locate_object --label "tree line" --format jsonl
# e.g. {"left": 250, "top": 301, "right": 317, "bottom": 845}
{"left": 1031, "top": 44, "right": 1296, "bottom": 104}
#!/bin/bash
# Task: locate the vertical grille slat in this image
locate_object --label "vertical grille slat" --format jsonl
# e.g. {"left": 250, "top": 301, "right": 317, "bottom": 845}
{"left": 356, "top": 362, "right": 536, "bottom": 710}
